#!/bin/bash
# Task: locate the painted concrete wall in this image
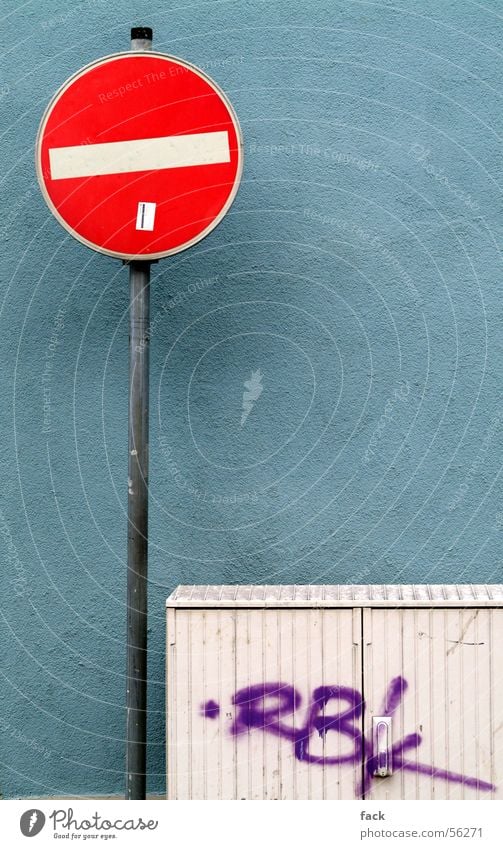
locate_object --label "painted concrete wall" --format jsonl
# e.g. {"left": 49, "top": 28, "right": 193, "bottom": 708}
{"left": 0, "top": 0, "right": 501, "bottom": 797}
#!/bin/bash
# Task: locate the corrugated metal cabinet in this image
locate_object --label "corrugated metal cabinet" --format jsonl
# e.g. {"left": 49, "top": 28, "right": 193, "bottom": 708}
{"left": 166, "top": 585, "right": 503, "bottom": 800}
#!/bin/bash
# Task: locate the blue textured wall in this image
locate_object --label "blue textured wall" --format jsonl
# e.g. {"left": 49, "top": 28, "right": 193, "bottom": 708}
{"left": 1, "top": 0, "right": 502, "bottom": 797}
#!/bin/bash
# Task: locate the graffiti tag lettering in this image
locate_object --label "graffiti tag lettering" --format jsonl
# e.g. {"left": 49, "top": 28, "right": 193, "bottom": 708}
{"left": 201, "top": 677, "right": 495, "bottom": 796}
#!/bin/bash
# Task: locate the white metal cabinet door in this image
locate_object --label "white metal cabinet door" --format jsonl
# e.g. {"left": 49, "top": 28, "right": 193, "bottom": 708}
{"left": 363, "top": 608, "right": 502, "bottom": 800}
{"left": 166, "top": 608, "right": 237, "bottom": 799}
{"left": 166, "top": 607, "right": 363, "bottom": 799}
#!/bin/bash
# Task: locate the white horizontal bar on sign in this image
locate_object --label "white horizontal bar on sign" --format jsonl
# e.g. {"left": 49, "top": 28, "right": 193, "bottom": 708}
{"left": 49, "top": 131, "right": 230, "bottom": 179}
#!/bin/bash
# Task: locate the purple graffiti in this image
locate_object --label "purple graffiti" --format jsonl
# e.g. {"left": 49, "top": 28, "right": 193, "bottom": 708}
{"left": 381, "top": 675, "right": 406, "bottom": 715}
{"left": 201, "top": 699, "right": 220, "bottom": 719}
{"left": 202, "top": 676, "right": 495, "bottom": 796}
{"left": 363, "top": 678, "right": 494, "bottom": 793}
{"left": 302, "top": 685, "right": 363, "bottom": 764}
{"left": 231, "top": 682, "right": 301, "bottom": 738}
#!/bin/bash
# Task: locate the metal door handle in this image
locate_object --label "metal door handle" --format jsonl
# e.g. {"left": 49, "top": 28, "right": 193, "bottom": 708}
{"left": 372, "top": 716, "right": 392, "bottom": 777}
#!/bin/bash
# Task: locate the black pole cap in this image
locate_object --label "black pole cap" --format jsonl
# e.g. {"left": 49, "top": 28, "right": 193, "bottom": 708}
{"left": 131, "top": 27, "right": 153, "bottom": 40}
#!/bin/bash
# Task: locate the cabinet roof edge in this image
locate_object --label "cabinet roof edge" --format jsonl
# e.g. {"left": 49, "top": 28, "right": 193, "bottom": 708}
{"left": 166, "top": 584, "right": 503, "bottom": 608}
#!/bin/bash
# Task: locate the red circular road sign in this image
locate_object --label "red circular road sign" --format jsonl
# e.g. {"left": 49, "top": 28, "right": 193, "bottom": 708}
{"left": 36, "top": 52, "right": 243, "bottom": 260}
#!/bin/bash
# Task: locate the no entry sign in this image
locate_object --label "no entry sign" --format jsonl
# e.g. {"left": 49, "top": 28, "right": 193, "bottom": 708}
{"left": 36, "top": 52, "right": 243, "bottom": 259}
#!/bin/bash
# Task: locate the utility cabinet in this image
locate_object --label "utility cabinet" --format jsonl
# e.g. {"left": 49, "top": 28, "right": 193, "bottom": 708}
{"left": 166, "top": 585, "right": 503, "bottom": 800}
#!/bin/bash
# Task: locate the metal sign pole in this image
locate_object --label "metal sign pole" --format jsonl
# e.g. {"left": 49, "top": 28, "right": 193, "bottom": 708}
{"left": 126, "top": 25, "right": 153, "bottom": 802}
{"left": 36, "top": 21, "right": 242, "bottom": 803}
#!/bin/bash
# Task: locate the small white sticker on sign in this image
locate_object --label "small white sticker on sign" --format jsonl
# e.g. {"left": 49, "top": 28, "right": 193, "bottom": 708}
{"left": 136, "top": 202, "right": 156, "bottom": 231}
